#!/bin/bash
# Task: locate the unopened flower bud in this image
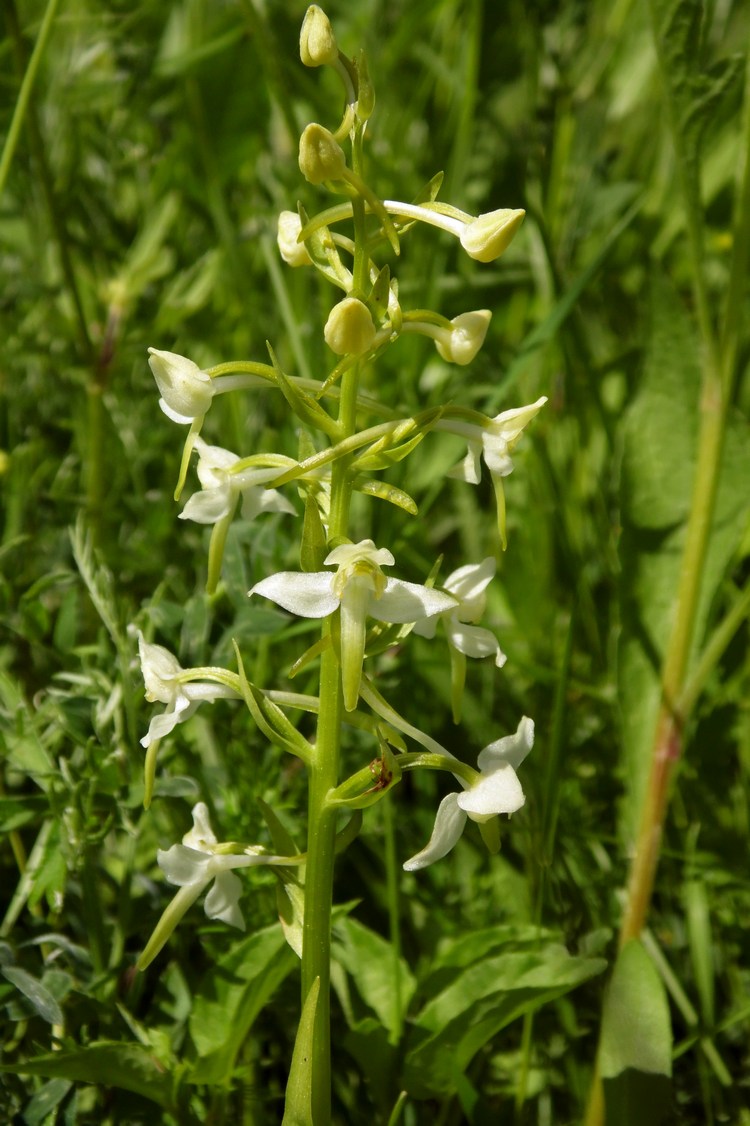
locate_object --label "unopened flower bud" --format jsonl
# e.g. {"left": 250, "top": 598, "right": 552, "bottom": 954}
{"left": 300, "top": 6, "right": 338, "bottom": 67}
{"left": 277, "top": 211, "right": 312, "bottom": 267}
{"left": 299, "top": 123, "right": 347, "bottom": 185}
{"left": 435, "top": 310, "right": 492, "bottom": 365}
{"left": 460, "top": 208, "right": 525, "bottom": 263}
{"left": 148, "top": 348, "right": 214, "bottom": 421}
{"left": 324, "top": 297, "right": 376, "bottom": 356}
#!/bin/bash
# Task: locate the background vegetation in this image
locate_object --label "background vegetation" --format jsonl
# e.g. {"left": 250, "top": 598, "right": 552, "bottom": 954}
{"left": 1, "top": 0, "right": 748, "bottom": 1122}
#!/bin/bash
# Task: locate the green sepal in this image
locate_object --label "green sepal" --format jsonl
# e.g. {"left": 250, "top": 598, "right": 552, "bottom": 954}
{"left": 282, "top": 977, "right": 320, "bottom": 1126}
{"left": 300, "top": 490, "right": 328, "bottom": 572}
{"left": 234, "top": 643, "right": 313, "bottom": 764}
{"left": 297, "top": 203, "right": 352, "bottom": 291}
{"left": 355, "top": 478, "right": 418, "bottom": 515}
{"left": 266, "top": 342, "right": 340, "bottom": 440}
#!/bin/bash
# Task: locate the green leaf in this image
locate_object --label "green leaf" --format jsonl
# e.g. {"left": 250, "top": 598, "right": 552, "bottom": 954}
{"left": 0, "top": 1042, "right": 177, "bottom": 1109}
{"left": 333, "top": 917, "right": 415, "bottom": 1040}
{"left": 618, "top": 274, "right": 750, "bottom": 839}
{"left": 189, "top": 923, "right": 297, "bottom": 1084}
{"left": 282, "top": 976, "right": 320, "bottom": 1126}
{"left": 403, "top": 941, "right": 605, "bottom": 1097}
{"left": 22, "top": 1078, "right": 73, "bottom": 1125}
{"left": 600, "top": 939, "right": 673, "bottom": 1126}
{"left": 1, "top": 964, "right": 63, "bottom": 1025}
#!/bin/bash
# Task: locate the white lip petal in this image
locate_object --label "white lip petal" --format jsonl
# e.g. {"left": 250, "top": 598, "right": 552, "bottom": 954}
{"left": 403, "top": 793, "right": 466, "bottom": 871}
{"left": 250, "top": 571, "right": 338, "bottom": 618}
{"left": 457, "top": 763, "right": 525, "bottom": 819}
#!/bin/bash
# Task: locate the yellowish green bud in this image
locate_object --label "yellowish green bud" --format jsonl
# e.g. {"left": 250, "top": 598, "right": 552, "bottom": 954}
{"left": 277, "top": 211, "right": 313, "bottom": 267}
{"left": 324, "top": 297, "right": 376, "bottom": 356}
{"left": 435, "top": 310, "right": 492, "bottom": 365}
{"left": 300, "top": 5, "right": 338, "bottom": 67}
{"left": 298, "top": 123, "right": 347, "bottom": 184}
{"left": 460, "top": 208, "right": 525, "bottom": 263}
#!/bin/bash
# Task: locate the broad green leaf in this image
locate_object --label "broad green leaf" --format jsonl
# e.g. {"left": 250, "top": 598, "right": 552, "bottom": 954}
{"left": 618, "top": 274, "right": 750, "bottom": 839}
{"left": 22, "top": 1078, "right": 73, "bottom": 1126}
{"left": 1, "top": 964, "right": 63, "bottom": 1025}
{"left": 0, "top": 1042, "right": 176, "bottom": 1109}
{"left": 189, "top": 923, "right": 297, "bottom": 1085}
{"left": 600, "top": 939, "right": 673, "bottom": 1126}
{"left": 403, "top": 945, "right": 605, "bottom": 1096}
{"left": 282, "top": 976, "right": 320, "bottom": 1126}
{"left": 333, "top": 917, "right": 415, "bottom": 1041}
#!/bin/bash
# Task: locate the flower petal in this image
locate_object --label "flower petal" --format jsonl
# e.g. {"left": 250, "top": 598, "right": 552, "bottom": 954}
{"left": 403, "top": 793, "right": 466, "bottom": 871}
{"left": 477, "top": 716, "right": 535, "bottom": 773}
{"left": 180, "top": 484, "right": 234, "bottom": 524}
{"left": 374, "top": 579, "right": 457, "bottom": 624}
{"left": 457, "top": 763, "right": 525, "bottom": 820}
{"left": 444, "top": 558, "right": 496, "bottom": 606}
{"left": 157, "top": 844, "right": 211, "bottom": 887}
{"left": 446, "top": 620, "right": 506, "bottom": 666}
{"left": 138, "top": 632, "right": 181, "bottom": 702}
{"left": 204, "top": 871, "right": 245, "bottom": 929}
{"left": 250, "top": 571, "right": 338, "bottom": 618}
{"left": 141, "top": 696, "right": 197, "bottom": 748}
{"left": 447, "top": 443, "right": 483, "bottom": 485}
{"left": 183, "top": 802, "right": 218, "bottom": 851}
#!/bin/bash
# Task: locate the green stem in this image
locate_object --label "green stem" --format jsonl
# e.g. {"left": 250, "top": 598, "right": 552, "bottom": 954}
{"left": 301, "top": 117, "right": 369, "bottom": 1120}
{"left": 0, "top": 0, "right": 63, "bottom": 197}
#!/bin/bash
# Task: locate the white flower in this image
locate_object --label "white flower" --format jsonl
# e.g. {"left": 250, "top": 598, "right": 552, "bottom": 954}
{"left": 413, "top": 558, "right": 506, "bottom": 666}
{"left": 180, "top": 438, "right": 296, "bottom": 526}
{"left": 250, "top": 539, "right": 458, "bottom": 711}
{"left": 404, "top": 716, "right": 534, "bottom": 870}
{"left": 138, "top": 631, "right": 237, "bottom": 749}
{"left": 138, "top": 803, "right": 302, "bottom": 968}
{"left": 447, "top": 398, "right": 547, "bottom": 485}
{"left": 380, "top": 201, "right": 525, "bottom": 263}
{"left": 402, "top": 310, "right": 491, "bottom": 366}
{"left": 458, "top": 208, "right": 526, "bottom": 262}
{"left": 277, "top": 211, "right": 313, "bottom": 267}
{"left": 441, "top": 397, "right": 547, "bottom": 548}
{"left": 148, "top": 348, "right": 214, "bottom": 424}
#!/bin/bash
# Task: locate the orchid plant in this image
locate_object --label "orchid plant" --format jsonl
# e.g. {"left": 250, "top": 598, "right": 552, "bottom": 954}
{"left": 135, "top": 7, "right": 545, "bottom": 1122}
